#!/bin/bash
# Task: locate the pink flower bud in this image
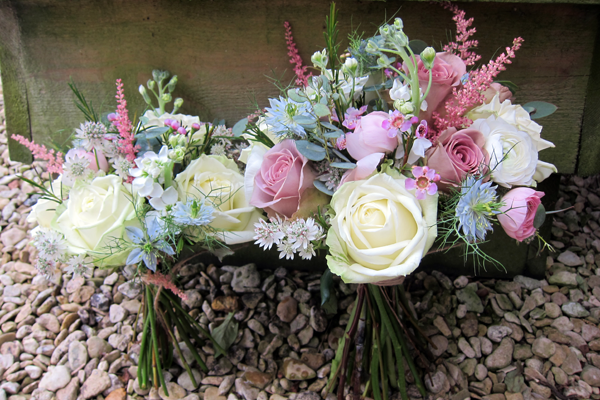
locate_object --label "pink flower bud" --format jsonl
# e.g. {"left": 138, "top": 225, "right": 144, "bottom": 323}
{"left": 177, "top": 127, "right": 187, "bottom": 135}
{"left": 163, "top": 119, "right": 173, "bottom": 126}
{"left": 192, "top": 123, "right": 201, "bottom": 131}
{"left": 498, "top": 188, "right": 544, "bottom": 242}
{"left": 107, "top": 113, "right": 118, "bottom": 122}
{"left": 170, "top": 121, "right": 181, "bottom": 130}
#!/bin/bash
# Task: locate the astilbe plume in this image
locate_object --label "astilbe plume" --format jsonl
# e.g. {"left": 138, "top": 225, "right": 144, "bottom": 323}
{"left": 284, "top": 21, "right": 312, "bottom": 87}
{"left": 142, "top": 271, "right": 188, "bottom": 301}
{"left": 12, "top": 134, "right": 63, "bottom": 174}
{"left": 115, "top": 79, "right": 139, "bottom": 162}
{"left": 442, "top": 3, "right": 481, "bottom": 66}
{"left": 434, "top": 37, "right": 524, "bottom": 132}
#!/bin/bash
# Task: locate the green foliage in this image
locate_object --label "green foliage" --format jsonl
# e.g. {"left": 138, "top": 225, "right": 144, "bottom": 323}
{"left": 211, "top": 313, "right": 239, "bottom": 352}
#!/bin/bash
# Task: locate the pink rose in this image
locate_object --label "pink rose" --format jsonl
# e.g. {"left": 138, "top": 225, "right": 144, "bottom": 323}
{"left": 406, "top": 52, "right": 466, "bottom": 123}
{"left": 250, "top": 139, "right": 316, "bottom": 218}
{"left": 345, "top": 111, "right": 398, "bottom": 160}
{"left": 483, "top": 83, "right": 514, "bottom": 104}
{"left": 66, "top": 148, "right": 109, "bottom": 172}
{"left": 498, "top": 188, "right": 544, "bottom": 241}
{"left": 425, "top": 127, "right": 488, "bottom": 191}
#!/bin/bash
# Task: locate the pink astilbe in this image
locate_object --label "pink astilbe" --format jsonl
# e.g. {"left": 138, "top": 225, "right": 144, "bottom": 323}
{"left": 143, "top": 271, "right": 188, "bottom": 301}
{"left": 284, "top": 21, "right": 312, "bottom": 87}
{"left": 434, "top": 37, "right": 524, "bottom": 132}
{"left": 114, "top": 79, "right": 139, "bottom": 161}
{"left": 442, "top": 3, "right": 481, "bottom": 66}
{"left": 12, "top": 134, "right": 63, "bottom": 174}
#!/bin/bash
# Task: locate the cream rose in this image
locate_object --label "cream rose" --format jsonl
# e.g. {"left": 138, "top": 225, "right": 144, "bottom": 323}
{"left": 28, "top": 178, "right": 68, "bottom": 229}
{"left": 471, "top": 116, "right": 556, "bottom": 188}
{"left": 54, "top": 175, "right": 139, "bottom": 266}
{"left": 175, "top": 155, "right": 263, "bottom": 244}
{"left": 326, "top": 173, "right": 438, "bottom": 284}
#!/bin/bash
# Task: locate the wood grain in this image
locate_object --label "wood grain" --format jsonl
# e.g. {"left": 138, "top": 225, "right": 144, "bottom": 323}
{"left": 0, "top": 0, "right": 597, "bottom": 174}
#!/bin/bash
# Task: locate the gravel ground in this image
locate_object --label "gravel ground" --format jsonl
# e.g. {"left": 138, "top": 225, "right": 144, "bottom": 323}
{"left": 0, "top": 85, "right": 599, "bottom": 400}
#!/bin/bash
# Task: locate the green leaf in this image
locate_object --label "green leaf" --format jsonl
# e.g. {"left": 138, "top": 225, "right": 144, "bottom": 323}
{"left": 232, "top": 118, "right": 248, "bottom": 137}
{"left": 330, "top": 162, "right": 356, "bottom": 169}
{"left": 323, "top": 131, "right": 342, "bottom": 139}
{"left": 320, "top": 122, "right": 342, "bottom": 132}
{"left": 522, "top": 101, "right": 557, "bottom": 119}
{"left": 320, "top": 269, "right": 334, "bottom": 306}
{"left": 313, "top": 103, "right": 331, "bottom": 117}
{"left": 409, "top": 40, "right": 429, "bottom": 55}
{"left": 288, "top": 89, "right": 306, "bottom": 103}
{"left": 533, "top": 203, "right": 546, "bottom": 229}
{"left": 293, "top": 115, "right": 318, "bottom": 126}
{"left": 143, "top": 126, "right": 170, "bottom": 139}
{"left": 296, "top": 140, "right": 327, "bottom": 161}
{"left": 313, "top": 180, "right": 334, "bottom": 196}
{"left": 363, "top": 83, "right": 386, "bottom": 92}
{"left": 210, "top": 313, "right": 239, "bottom": 353}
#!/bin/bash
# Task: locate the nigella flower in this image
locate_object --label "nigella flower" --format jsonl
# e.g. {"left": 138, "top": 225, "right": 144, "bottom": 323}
{"left": 382, "top": 111, "right": 417, "bottom": 138}
{"left": 172, "top": 199, "right": 215, "bottom": 226}
{"left": 455, "top": 176, "right": 500, "bottom": 242}
{"left": 406, "top": 166, "right": 440, "bottom": 200}
{"left": 126, "top": 217, "right": 175, "bottom": 272}
{"left": 74, "top": 121, "right": 108, "bottom": 151}
{"left": 265, "top": 96, "right": 312, "bottom": 138}
{"left": 342, "top": 106, "right": 368, "bottom": 130}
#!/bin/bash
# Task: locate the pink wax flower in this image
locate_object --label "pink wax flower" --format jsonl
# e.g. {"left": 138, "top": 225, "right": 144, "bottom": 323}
{"left": 381, "top": 111, "right": 417, "bottom": 139}
{"left": 170, "top": 120, "right": 181, "bottom": 130}
{"left": 342, "top": 106, "right": 368, "bottom": 130}
{"left": 192, "top": 123, "right": 201, "bottom": 131}
{"left": 415, "top": 120, "right": 428, "bottom": 138}
{"left": 405, "top": 166, "right": 440, "bottom": 200}
{"left": 336, "top": 135, "right": 347, "bottom": 151}
{"left": 405, "top": 52, "right": 466, "bottom": 124}
{"left": 163, "top": 119, "right": 173, "bottom": 127}
{"left": 425, "top": 127, "right": 488, "bottom": 191}
{"left": 498, "top": 188, "right": 544, "bottom": 241}
{"left": 346, "top": 111, "right": 399, "bottom": 160}
{"left": 250, "top": 139, "right": 316, "bottom": 218}
{"left": 177, "top": 127, "right": 187, "bottom": 135}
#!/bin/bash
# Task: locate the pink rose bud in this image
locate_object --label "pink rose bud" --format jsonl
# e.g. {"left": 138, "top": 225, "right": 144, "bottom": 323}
{"left": 163, "top": 119, "right": 173, "bottom": 126}
{"left": 170, "top": 121, "right": 181, "bottom": 130}
{"left": 107, "top": 113, "right": 118, "bottom": 122}
{"left": 177, "top": 127, "right": 187, "bottom": 135}
{"left": 192, "top": 123, "right": 201, "bottom": 131}
{"left": 345, "top": 111, "right": 398, "bottom": 160}
{"left": 498, "top": 188, "right": 544, "bottom": 242}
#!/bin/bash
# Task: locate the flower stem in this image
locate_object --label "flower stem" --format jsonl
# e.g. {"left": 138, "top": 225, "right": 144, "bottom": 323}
{"left": 146, "top": 285, "right": 168, "bottom": 395}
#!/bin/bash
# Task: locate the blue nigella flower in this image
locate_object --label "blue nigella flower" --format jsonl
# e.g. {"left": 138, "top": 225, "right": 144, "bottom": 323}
{"left": 125, "top": 216, "right": 175, "bottom": 272}
{"left": 265, "top": 96, "right": 312, "bottom": 138}
{"left": 172, "top": 199, "right": 215, "bottom": 226}
{"left": 455, "top": 176, "right": 500, "bottom": 242}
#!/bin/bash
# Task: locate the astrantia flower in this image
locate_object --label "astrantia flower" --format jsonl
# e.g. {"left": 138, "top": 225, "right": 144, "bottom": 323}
{"left": 64, "top": 254, "right": 93, "bottom": 276}
{"left": 74, "top": 121, "right": 108, "bottom": 151}
{"left": 125, "top": 217, "right": 175, "bottom": 272}
{"left": 172, "top": 199, "right": 215, "bottom": 226}
{"left": 455, "top": 176, "right": 500, "bottom": 242}
{"left": 265, "top": 96, "right": 312, "bottom": 138}
{"left": 62, "top": 150, "right": 93, "bottom": 186}
{"left": 405, "top": 166, "right": 440, "bottom": 200}
{"left": 111, "top": 156, "right": 134, "bottom": 181}
{"left": 33, "top": 229, "right": 68, "bottom": 263}
{"left": 253, "top": 217, "right": 287, "bottom": 250}
{"left": 286, "top": 217, "right": 324, "bottom": 251}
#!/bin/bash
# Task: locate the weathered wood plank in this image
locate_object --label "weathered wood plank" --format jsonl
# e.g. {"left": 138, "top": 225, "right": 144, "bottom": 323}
{"left": 0, "top": 0, "right": 597, "bottom": 174}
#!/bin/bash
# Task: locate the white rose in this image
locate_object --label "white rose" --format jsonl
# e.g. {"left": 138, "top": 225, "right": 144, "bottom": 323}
{"left": 175, "top": 155, "right": 264, "bottom": 244}
{"left": 326, "top": 173, "right": 438, "bottom": 284}
{"left": 472, "top": 116, "right": 556, "bottom": 188}
{"left": 141, "top": 110, "right": 200, "bottom": 130}
{"left": 53, "top": 175, "right": 140, "bottom": 266}
{"left": 468, "top": 94, "right": 555, "bottom": 152}
{"left": 28, "top": 178, "right": 68, "bottom": 229}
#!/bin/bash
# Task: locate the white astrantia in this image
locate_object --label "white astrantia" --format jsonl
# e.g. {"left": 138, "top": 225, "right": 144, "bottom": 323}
{"left": 110, "top": 156, "right": 134, "bottom": 181}
{"left": 471, "top": 116, "right": 556, "bottom": 188}
{"left": 62, "top": 150, "right": 94, "bottom": 186}
{"left": 129, "top": 146, "right": 171, "bottom": 198}
{"left": 74, "top": 121, "right": 108, "bottom": 151}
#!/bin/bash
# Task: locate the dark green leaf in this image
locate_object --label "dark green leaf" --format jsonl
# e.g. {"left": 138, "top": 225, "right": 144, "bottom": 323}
{"left": 533, "top": 203, "right": 546, "bottom": 229}
{"left": 211, "top": 313, "right": 239, "bottom": 352}
{"left": 313, "top": 180, "right": 334, "bottom": 196}
{"left": 320, "top": 269, "right": 334, "bottom": 306}
{"left": 409, "top": 40, "right": 429, "bottom": 55}
{"left": 296, "top": 140, "right": 327, "bottom": 161}
{"left": 330, "top": 162, "right": 356, "bottom": 169}
{"left": 522, "top": 101, "right": 557, "bottom": 120}
{"left": 232, "top": 118, "right": 248, "bottom": 137}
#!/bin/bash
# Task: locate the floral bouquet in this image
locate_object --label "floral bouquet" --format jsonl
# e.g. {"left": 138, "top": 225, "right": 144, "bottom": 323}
{"left": 18, "top": 2, "right": 559, "bottom": 399}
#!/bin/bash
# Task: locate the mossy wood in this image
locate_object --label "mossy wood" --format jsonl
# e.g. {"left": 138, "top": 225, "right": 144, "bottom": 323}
{"left": 0, "top": 0, "right": 599, "bottom": 175}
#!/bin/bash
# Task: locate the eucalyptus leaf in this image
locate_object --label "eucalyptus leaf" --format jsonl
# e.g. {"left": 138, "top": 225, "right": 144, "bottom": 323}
{"left": 522, "top": 101, "right": 557, "bottom": 119}
{"left": 288, "top": 89, "right": 307, "bottom": 103}
{"left": 211, "top": 313, "right": 239, "bottom": 353}
{"left": 296, "top": 140, "right": 327, "bottom": 161}
{"left": 331, "top": 148, "right": 351, "bottom": 162}
{"left": 320, "top": 269, "right": 334, "bottom": 306}
{"left": 409, "top": 40, "right": 429, "bottom": 55}
{"left": 139, "top": 116, "right": 150, "bottom": 125}
{"left": 323, "top": 131, "right": 342, "bottom": 139}
{"left": 533, "top": 203, "right": 546, "bottom": 229}
{"left": 293, "top": 115, "right": 318, "bottom": 126}
{"left": 313, "top": 103, "right": 331, "bottom": 117}
{"left": 330, "top": 162, "right": 356, "bottom": 169}
{"left": 232, "top": 118, "right": 248, "bottom": 137}
{"left": 320, "top": 122, "right": 342, "bottom": 132}
{"left": 313, "top": 180, "right": 335, "bottom": 196}
{"left": 143, "top": 126, "right": 170, "bottom": 139}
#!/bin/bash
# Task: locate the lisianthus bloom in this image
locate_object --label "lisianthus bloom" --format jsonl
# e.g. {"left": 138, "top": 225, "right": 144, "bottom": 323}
{"left": 498, "top": 188, "right": 544, "bottom": 241}
{"left": 326, "top": 173, "right": 437, "bottom": 284}
{"left": 405, "top": 166, "right": 440, "bottom": 200}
